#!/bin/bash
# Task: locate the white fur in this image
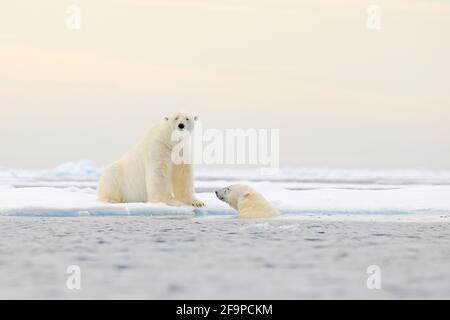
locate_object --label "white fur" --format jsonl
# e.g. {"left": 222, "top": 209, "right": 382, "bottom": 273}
{"left": 215, "top": 184, "right": 279, "bottom": 218}
{"left": 97, "top": 112, "right": 204, "bottom": 207}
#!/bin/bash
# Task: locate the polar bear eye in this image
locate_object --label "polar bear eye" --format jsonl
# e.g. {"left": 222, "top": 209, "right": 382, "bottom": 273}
{"left": 175, "top": 117, "right": 179, "bottom": 120}
{"left": 186, "top": 117, "right": 189, "bottom": 121}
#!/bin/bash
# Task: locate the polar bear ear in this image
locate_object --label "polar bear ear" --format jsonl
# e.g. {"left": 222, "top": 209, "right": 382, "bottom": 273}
{"left": 194, "top": 116, "right": 198, "bottom": 121}
{"left": 237, "top": 192, "right": 252, "bottom": 210}
{"left": 164, "top": 116, "right": 169, "bottom": 121}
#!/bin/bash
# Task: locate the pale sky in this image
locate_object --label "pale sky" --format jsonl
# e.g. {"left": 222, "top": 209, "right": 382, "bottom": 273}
{"left": 1, "top": 0, "right": 449, "bottom": 169}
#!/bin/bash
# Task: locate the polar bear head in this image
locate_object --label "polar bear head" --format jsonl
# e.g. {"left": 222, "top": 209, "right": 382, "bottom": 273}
{"left": 165, "top": 112, "right": 198, "bottom": 133}
{"left": 215, "top": 184, "right": 254, "bottom": 210}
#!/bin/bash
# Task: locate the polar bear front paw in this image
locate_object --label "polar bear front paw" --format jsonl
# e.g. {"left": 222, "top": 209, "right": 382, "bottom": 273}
{"left": 189, "top": 199, "right": 205, "bottom": 208}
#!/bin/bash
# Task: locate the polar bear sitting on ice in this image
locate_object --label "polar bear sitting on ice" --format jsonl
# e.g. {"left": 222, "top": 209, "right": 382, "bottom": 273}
{"left": 97, "top": 112, "right": 204, "bottom": 207}
{"left": 215, "top": 184, "right": 279, "bottom": 218}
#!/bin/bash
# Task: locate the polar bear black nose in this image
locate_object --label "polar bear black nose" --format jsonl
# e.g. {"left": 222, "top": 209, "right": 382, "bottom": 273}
{"left": 178, "top": 123, "right": 185, "bottom": 129}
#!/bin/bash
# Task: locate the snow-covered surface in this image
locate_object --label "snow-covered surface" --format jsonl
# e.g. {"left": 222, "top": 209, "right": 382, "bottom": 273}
{"left": 0, "top": 160, "right": 100, "bottom": 179}
{"left": 1, "top": 161, "right": 450, "bottom": 217}
{"left": 2, "top": 160, "right": 450, "bottom": 184}
{"left": 1, "top": 184, "right": 450, "bottom": 217}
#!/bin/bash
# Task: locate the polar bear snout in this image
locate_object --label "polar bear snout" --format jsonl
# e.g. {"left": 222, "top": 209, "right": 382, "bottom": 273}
{"left": 178, "top": 123, "right": 185, "bottom": 130}
{"left": 215, "top": 190, "right": 225, "bottom": 201}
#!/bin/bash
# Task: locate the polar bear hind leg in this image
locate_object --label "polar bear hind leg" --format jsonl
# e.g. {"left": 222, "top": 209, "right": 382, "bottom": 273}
{"left": 97, "top": 164, "right": 123, "bottom": 203}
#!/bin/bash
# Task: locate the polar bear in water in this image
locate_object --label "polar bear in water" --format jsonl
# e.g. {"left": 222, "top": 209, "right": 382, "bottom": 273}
{"left": 97, "top": 112, "right": 204, "bottom": 207}
{"left": 215, "top": 184, "right": 279, "bottom": 218}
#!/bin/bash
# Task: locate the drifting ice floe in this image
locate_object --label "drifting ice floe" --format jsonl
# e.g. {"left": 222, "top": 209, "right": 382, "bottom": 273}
{"left": 0, "top": 183, "right": 450, "bottom": 217}
{"left": 1, "top": 161, "right": 450, "bottom": 217}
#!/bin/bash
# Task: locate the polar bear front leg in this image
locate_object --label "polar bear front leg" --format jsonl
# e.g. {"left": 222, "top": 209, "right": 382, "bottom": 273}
{"left": 172, "top": 164, "right": 205, "bottom": 207}
{"left": 145, "top": 164, "right": 183, "bottom": 206}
